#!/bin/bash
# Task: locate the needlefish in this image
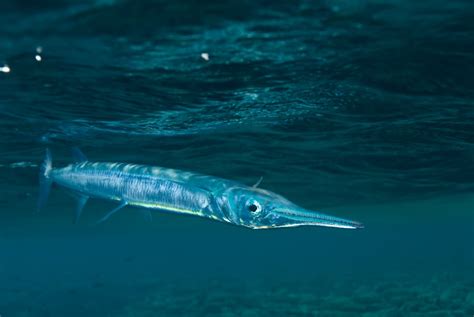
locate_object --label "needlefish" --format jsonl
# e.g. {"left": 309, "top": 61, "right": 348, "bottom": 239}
{"left": 37, "top": 148, "right": 363, "bottom": 229}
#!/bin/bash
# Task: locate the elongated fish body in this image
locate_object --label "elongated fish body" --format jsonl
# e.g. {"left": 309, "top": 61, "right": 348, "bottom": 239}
{"left": 38, "top": 149, "right": 363, "bottom": 229}
{"left": 52, "top": 162, "right": 233, "bottom": 223}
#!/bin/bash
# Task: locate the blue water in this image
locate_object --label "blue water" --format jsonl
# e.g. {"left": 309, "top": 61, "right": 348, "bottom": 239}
{"left": 1, "top": 1, "right": 473, "bottom": 316}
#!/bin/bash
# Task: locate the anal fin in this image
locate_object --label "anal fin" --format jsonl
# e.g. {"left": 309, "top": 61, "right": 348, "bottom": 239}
{"left": 74, "top": 195, "right": 89, "bottom": 224}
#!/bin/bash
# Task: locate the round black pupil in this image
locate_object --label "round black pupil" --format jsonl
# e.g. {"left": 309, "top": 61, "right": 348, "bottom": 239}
{"left": 248, "top": 204, "right": 258, "bottom": 212}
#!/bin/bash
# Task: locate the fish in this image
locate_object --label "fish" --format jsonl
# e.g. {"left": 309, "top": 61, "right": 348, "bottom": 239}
{"left": 37, "top": 148, "right": 363, "bottom": 229}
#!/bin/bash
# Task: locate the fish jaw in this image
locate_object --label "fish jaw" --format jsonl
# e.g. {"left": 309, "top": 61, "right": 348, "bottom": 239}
{"left": 261, "top": 207, "right": 364, "bottom": 229}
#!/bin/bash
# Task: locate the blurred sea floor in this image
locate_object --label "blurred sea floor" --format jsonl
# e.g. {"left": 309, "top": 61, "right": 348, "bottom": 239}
{"left": 1, "top": 193, "right": 472, "bottom": 317}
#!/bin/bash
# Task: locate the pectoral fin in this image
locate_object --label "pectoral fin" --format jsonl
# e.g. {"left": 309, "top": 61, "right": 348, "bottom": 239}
{"left": 252, "top": 176, "right": 263, "bottom": 188}
{"left": 95, "top": 201, "right": 128, "bottom": 225}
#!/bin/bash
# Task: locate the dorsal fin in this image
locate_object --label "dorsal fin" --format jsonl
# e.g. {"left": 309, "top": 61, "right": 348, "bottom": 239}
{"left": 72, "top": 147, "right": 88, "bottom": 163}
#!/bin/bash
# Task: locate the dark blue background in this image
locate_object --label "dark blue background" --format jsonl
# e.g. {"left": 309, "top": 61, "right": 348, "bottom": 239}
{"left": 0, "top": 0, "right": 473, "bottom": 316}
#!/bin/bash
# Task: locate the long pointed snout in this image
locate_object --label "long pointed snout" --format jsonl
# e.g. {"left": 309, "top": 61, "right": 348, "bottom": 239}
{"left": 272, "top": 207, "right": 363, "bottom": 229}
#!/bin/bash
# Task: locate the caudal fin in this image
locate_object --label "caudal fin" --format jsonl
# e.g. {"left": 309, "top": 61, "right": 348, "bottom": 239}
{"left": 37, "top": 148, "right": 53, "bottom": 212}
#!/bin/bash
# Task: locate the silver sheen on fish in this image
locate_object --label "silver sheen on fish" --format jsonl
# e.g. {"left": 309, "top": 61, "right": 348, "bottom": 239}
{"left": 38, "top": 149, "right": 363, "bottom": 229}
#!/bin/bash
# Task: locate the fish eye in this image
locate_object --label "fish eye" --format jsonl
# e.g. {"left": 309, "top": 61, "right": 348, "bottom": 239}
{"left": 246, "top": 200, "right": 261, "bottom": 213}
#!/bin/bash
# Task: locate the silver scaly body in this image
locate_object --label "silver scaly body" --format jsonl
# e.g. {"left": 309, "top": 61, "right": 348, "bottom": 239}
{"left": 38, "top": 149, "right": 364, "bottom": 230}
{"left": 52, "top": 162, "right": 233, "bottom": 223}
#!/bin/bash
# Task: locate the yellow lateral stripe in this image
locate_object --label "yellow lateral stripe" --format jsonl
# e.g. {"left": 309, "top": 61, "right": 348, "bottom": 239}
{"left": 128, "top": 201, "right": 202, "bottom": 216}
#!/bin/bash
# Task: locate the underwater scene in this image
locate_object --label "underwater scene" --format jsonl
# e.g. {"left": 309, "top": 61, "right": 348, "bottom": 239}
{"left": 1, "top": 0, "right": 473, "bottom": 316}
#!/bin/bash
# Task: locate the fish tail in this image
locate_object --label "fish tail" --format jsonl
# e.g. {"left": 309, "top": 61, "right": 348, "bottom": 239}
{"left": 37, "top": 148, "right": 53, "bottom": 212}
